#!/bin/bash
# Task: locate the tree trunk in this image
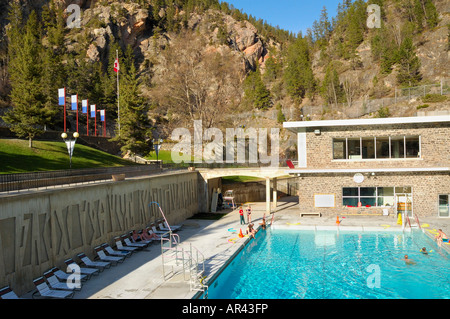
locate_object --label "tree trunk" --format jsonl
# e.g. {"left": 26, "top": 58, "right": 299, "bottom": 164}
{"left": 28, "top": 136, "right": 33, "bottom": 148}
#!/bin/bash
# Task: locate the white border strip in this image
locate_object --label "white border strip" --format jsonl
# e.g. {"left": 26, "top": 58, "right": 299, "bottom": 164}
{"left": 272, "top": 224, "right": 407, "bottom": 232}
{"left": 283, "top": 115, "right": 450, "bottom": 130}
{"left": 285, "top": 167, "right": 449, "bottom": 174}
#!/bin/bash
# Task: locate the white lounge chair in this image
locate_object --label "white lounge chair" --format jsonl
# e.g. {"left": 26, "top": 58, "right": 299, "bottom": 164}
{"left": 43, "top": 269, "right": 81, "bottom": 291}
{"left": 0, "top": 286, "right": 20, "bottom": 299}
{"left": 156, "top": 219, "right": 182, "bottom": 231}
{"left": 164, "top": 221, "right": 183, "bottom": 231}
{"left": 151, "top": 224, "right": 168, "bottom": 236}
{"left": 124, "top": 236, "right": 148, "bottom": 248}
{"left": 64, "top": 258, "right": 100, "bottom": 277}
{"left": 144, "top": 227, "right": 162, "bottom": 242}
{"left": 121, "top": 235, "right": 148, "bottom": 249}
{"left": 130, "top": 230, "right": 153, "bottom": 246}
{"left": 51, "top": 267, "right": 88, "bottom": 283}
{"left": 114, "top": 237, "right": 140, "bottom": 252}
{"left": 77, "top": 253, "right": 111, "bottom": 270}
{"left": 147, "top": 227, "right": 168, "bottom": 239}
{"left": 101, "top": 243, "right": 132, "bottom": 258}
{"left": 32, "top": 277, "right": 74, "bottom": 299}
{"left": 94, "top": 246, "right": 125, "bottom": 265}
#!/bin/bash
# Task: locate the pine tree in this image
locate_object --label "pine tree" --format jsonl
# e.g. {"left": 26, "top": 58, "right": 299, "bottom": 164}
{"left": 276, "top": 103, "right": 286, "bottom": 123}
{"left": 396, "top": 37, "right": 422, "bottom": 86}
{"left": 112, "top": 45, "right": 152, "bottom": 156}
{"left": 3, "top": 10, "right": 48, "bottom": 147}
{"left": 41, "top": 2, "right": 67, "bottom": 130}
{"left": 284, "top": 36, "right": 315, "bottom": 103}
{"left": 243, "top": 66, "right": 272, "bottom": 110}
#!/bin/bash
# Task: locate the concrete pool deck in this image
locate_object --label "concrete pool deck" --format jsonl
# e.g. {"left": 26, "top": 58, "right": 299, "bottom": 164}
{"left": 21, "top": 196, "right": 450, "bottom": 299}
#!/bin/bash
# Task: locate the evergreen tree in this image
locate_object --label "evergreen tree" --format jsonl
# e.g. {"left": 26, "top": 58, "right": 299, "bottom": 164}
{"left": 284, "top": 36, "right": 315, "bottom": 103}
{"left": 101, "top": 40, "right": 123, "bottom": 118}
{"left": 3, "top": 10, "right": 47, "bottom": 147}
{"left": 263, "top": 49, "right": 282, "bottom": 82}
{"left": 396, "top": 37, "right": 422, "bottom": 86}
{"left": 243, "top": 66, "right": 272, "bottom": 110}
{"left": 112, "top": 45, "right": 152, "bottom": 155}
{"left": 41, "top": 2, "right": 67, "bottom": 129}
{"left": 276, "top": 103, "right": 286, "bottom": 123}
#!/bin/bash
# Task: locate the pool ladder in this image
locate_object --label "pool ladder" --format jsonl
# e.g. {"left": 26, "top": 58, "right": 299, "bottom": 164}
{"left": 405, "top": 213, "right": 422, "bottom": 231}
{"left": 160, "top": 231, "right": 208, "bottom": 297}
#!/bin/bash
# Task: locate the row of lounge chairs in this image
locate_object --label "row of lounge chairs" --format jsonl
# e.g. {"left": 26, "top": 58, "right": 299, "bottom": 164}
{"left": 0, "top": 220, "right": 183, "bottom": 299}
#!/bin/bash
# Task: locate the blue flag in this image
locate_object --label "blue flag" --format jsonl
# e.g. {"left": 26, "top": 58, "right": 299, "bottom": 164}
{"left": 90, "top": 105, "right": 96, "bottom": 118}
{"left": 71, "top": 95, "right": 77, "bottom": 111}
{"left": 58, "top": 88, "right": 65, "bottom": 106}
{"left": 82, "top": 100, "right": 88, "bottom": 114}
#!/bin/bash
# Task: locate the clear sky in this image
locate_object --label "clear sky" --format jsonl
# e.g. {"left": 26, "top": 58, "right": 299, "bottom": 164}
{"left": 221, "top": 0, "right": 344, "bottom": 35}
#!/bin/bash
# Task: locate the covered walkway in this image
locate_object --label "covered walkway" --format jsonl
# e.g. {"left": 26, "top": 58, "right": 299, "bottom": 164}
{"left": 197, "top": 167, "right": 291, "bottom": 214}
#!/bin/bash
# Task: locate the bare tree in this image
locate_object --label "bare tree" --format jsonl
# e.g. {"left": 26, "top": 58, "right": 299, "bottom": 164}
{"left": 151, "top": 31, "right": 245, "bottom": 132}
{"left": 341, "top": 76, "right": 358, "bottom": 108}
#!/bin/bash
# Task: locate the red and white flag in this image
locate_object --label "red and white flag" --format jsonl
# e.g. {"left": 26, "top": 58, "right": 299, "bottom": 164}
{"left": 114, "top": 58, "right": 119, "bottom": 73}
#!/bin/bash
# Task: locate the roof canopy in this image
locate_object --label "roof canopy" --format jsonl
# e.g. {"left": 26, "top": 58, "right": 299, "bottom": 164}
{"left": 283, "top": 115, "right": 450, "bottom": 132}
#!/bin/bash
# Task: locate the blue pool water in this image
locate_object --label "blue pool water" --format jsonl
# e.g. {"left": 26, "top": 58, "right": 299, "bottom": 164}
{"left": 205, "top": 228, "right": 450, "bottom": 299}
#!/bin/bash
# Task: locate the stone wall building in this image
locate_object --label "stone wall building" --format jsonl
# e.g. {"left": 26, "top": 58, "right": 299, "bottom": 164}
{"left": 283, "top": 115, "right": 450, "bottom": 218}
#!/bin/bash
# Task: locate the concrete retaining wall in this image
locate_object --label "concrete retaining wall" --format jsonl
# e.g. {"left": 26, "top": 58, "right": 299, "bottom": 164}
{"left": 0, "top": 171, "right": 198, "bottom": 295}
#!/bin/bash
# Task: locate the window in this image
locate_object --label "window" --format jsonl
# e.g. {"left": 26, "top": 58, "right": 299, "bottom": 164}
{"left": 390, "top": 137, "right": 405, "bottom": 159}
{"left": 342, "top": 187, "right": 409, "bottom": 208}
{"left": 347, "top": 139, "right": 361, "bottom": 159}
{"left": 439, "top": 195, "right": 449, "bottom": 217}
{"left": 405, "top": 137, "right": 420, "bottom": 158}
{"left": 377, "top": 187, "right": 394, "bottom": 206}
{"left": 333, "top": 136, "right": 420, "bottom": 160}
{"left": 362, "top": 138, "right": 375, "bottom": 159}
{"left": 333, "top": 139, "right": 347, "bottom": 160}
{"left": 376, "top": 137, "right": 390, "bottom": 159}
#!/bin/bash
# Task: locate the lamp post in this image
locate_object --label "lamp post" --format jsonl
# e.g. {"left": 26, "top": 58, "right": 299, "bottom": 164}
{"left": 61, "top": 131, "right": 79, "bottom": 169}
{"left": 152, "top": 138, "right": 163, "bottom": 163}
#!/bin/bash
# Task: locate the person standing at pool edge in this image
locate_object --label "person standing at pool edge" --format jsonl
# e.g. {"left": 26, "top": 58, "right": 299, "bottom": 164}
{"left": 239, "top": 206, "right": 245, "bottom": 225}
{"left": 246, "top": 205, "right": 252, "bottom": 224}
{"left": 435, "top": 229, "right": 449, "bottom": 247}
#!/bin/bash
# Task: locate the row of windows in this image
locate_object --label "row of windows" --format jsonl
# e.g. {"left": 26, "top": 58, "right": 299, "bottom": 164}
{"left": 332, "top": 136, "right": 420, "bottom": 160}
{"left": 342, "top": 186, "right": 412, "bottom": 207}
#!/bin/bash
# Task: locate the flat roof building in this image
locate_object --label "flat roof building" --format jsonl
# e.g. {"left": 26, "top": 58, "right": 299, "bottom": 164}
{"left": 283, "top": 115, "right": 450, "bottom": 218}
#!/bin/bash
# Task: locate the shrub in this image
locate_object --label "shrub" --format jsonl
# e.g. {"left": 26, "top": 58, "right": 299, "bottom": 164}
{"left": 421, "top": 94, "right": 447, "bottom": 103}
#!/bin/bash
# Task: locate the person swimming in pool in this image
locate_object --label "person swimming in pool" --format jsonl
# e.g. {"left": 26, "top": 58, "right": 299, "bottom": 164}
{"left": 420, "top": 247, "right": 428, "bottom": 255}
{"left": 403, "top": 254, "right": 416, "bottom": 265}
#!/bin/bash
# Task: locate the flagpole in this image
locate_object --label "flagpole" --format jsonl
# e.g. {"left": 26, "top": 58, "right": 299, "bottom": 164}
{"left": 64, "top": 87, "right": 66, "bottom": 132}
{"left": 86, "top": 99, "right": 89, "bottom": 136}
{"left": 116, "top": 49, "right": 120, "bottom": 137}
{"left": 94, "top": 105, "right": 97, "bottom": 137}
{"left": 76, "top": 94, "right": 79, "bottom": 133}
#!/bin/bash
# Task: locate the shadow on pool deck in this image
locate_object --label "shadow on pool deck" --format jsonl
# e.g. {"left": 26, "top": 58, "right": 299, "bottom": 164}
{"left": 21, "top": 196, "right": 450, "bottom": 299}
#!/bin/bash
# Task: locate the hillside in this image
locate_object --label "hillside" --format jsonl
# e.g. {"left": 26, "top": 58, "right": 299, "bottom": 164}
{"left": 0, "top": 0, "right": 448, "bottom": 159}
{"left": 0, "top": 138, "right": 135, "bottom": 173}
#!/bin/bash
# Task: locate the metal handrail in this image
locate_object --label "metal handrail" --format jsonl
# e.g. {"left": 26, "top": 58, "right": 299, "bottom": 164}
{"left": 414, "top": 213, "right": 422, "bottom": 230}
{"left": 0, "top": 165, "right": 162, "bottom": 193}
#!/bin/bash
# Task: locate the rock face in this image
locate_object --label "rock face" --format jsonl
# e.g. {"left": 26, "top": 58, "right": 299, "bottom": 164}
{"left": 59, "top": 2, "right": 271, "bottom": 71}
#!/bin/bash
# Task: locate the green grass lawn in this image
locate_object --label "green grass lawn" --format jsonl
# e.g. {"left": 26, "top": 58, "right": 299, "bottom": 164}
{"left": 0, "top": 138, "right": 135, "bottom": 174}
{"left": 145, "top": 149, "right": 175, "bottom": 162}
{"left": 221, "top": 176, "right": 265, "bottom": 183}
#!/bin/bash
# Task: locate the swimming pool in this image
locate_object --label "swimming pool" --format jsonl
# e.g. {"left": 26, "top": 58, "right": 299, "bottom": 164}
{"left": 204, "top": 228, "right": 450, "bottom": 299}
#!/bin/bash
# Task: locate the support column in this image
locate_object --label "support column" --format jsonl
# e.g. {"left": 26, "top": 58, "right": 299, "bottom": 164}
{"left": 266, "top": 177, "right": 271, "bottom": 214}
{"left": 272, "top": 177, "right": 277, "bottom": 210}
